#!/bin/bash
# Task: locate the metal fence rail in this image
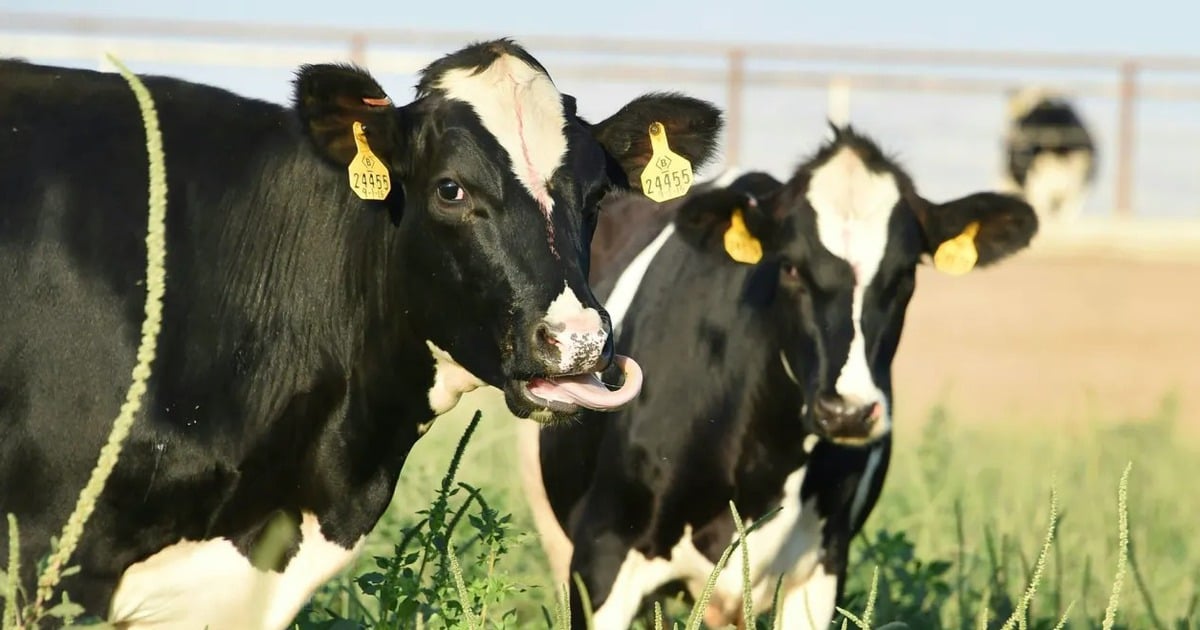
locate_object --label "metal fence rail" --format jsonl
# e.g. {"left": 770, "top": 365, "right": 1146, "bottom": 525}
{"left": 4, "top": 11, "right": 1200, "bottom": 222}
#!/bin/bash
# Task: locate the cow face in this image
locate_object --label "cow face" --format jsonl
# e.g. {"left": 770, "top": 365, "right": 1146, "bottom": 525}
{"left": 293, "top": 40, "right": 723, "bottom": 424}
{"left": 675, "top": 125, "right": 1037, "bottom": 446}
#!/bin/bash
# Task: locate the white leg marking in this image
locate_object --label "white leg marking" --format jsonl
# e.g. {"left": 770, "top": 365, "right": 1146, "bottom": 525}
{"left": 543, "top": 281, "right": 607, "bottom": 373}
{"left": 435, "top": 53, "right": 567, "bottom": 252}
{"left": 589, "top": 467, "right": 830, "bottom": 625}
{"left": 591, "top": 530, "right": 712, "bottom": 630}
{"left": 806, "top": 146, "right": 895, "bottom": 439}
{"left": 779, "top": 564, "right": 840, "bottom": 630}
{"left": 426, "top": 340, "right": 485, "bottom": 417}
{"left": 849, "top": 446, "right": 885, "bottom": 527}
{"left": 604, "top": 223, "right": 676, "bottom": 335}
{"left": 109, "top": 512, "right": 364, "bottom": 630}
{"left": 714, "top": 467, "right": 826, "bottom": 612}
{"left": 515, "top": 419, "right": 575, "bottom": 586}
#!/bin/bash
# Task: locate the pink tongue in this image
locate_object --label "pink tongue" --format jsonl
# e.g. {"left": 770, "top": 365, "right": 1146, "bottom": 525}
{"left": 527, "top": 355, "right": 644, "bottom": 411}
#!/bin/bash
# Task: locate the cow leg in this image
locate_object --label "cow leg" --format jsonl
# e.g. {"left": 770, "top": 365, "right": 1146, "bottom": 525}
{"left": 568, "top": 529, "right": 676, "bottom": 630}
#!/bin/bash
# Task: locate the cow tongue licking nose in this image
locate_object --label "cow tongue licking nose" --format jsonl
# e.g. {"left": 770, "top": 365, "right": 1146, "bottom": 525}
{"left": 527, "top": 355, "right": 643, "bottom": 411}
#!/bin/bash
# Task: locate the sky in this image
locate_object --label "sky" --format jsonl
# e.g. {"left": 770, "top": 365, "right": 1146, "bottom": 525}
{"left": 6, "top": 0, "right": 1200, "bottom": 56}
{"left": 4, "top": 0, "right": 1199, "bottom": 218}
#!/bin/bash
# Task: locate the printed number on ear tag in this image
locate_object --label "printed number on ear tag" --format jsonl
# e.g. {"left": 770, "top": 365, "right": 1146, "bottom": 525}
{"left": 933, "top": 221, "right": 981, "bottom": 276}
{"left": 723, "top": 208, "right": 763, "bottom": 264}
{"left": 348, "top": 121, "right": 392, "bottom": 201}
{"left": 639, "top": 122, "right": 693, "bottom": 203}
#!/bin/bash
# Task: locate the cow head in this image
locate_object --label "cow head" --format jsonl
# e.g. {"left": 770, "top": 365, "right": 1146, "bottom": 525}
{"left": 293, "top": 39, "right": 723, "bottom": 424}
{"left": 675, "top": 125, "right": 1037, "bottom": 446}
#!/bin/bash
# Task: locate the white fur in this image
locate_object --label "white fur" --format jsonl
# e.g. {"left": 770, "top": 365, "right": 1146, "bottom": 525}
{"left": 604, "top": 223, "right": 676, "bottom": 335}
{"left": 436, "top": 53, "right": 566, "bottom": 217}
{"left": 806, "top": 147, "right": 895, "bottom": 440}
{"left": 109, "top": 512, "right": 363, "bottom": 629}
{"left": 426, "top": 340, "right": 484, "bottom": 416}
{"left": 1022, "top": 150, "right": 1092, "bottom": 226}
{"left": 543, "top": 281, "right": 606, "bottom": 373}
{"left": 592, "top": 467, "right": 832, "bottom": 629}
{"left": 778, "top": 563, "right": 840, "bottom": 629}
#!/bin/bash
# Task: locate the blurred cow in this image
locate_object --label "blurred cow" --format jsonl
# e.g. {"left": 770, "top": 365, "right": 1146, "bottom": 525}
{"left": 1001, "top": 87, "right": 1097, "bottom": 226}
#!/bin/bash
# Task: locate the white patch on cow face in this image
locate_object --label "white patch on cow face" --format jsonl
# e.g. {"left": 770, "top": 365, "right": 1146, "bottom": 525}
{"left": 806, "top": 147, "right": 896, "bottom": 440}
{"left": 108, "top": 512, "right": 363, "bottom": 629}
{"left": 543, "top": 281, "right": 607, "bottom": 374}
{"left": 590, "top": 467, "right": 831, "bottom": 629}
{"left": 426, "top": 340, "right": 485, "bottom": 417}
{"left": 1023, "top": 150, "right": 1092, "bottom": 226}
{"left": 436, "top": 53, "right": 567, "bottom": 226}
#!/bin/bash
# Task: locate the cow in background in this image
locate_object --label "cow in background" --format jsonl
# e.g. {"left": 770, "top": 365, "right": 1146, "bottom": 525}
{"left": 520, "top": 124, "right": 1039, "bottom": 629}
{"left": 1001, "top": 86, "right": 1097, "bottom": 227}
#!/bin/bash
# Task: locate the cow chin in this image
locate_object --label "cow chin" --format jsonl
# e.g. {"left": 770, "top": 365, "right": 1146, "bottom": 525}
{"left": 501, "top": 379, "right": 585, "bottom": 425}
{"left": 805, "top": 412, "right": 893, "bottom": 448}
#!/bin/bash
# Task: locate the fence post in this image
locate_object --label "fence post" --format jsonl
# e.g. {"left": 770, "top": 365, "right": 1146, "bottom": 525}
{"left": 1114, "top": 61, "right": 1138, "bottom": 219}
{"left": 349, "top": 33, "right": 367, "bottom": 66}
{"left": 828, "top": 76, "right": 852, "bottom": 126}
{"left": 725, "top": 48, "right": 745, "bottom": 168}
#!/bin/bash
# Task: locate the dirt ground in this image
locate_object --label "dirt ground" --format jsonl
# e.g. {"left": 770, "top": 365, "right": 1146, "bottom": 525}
{"left": 891, "top": 248, "right": 1200, "bottom": 434}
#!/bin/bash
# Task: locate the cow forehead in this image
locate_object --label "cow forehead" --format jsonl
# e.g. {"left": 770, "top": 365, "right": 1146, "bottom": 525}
{"left": 804, "top": 146, "right": 899, "bottom": 282}
{"left": 434, "top": 53, "right": 568, "bottom": 211}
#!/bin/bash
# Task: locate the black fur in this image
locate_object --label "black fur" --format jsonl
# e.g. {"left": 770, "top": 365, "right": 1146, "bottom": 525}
{"left": 0, "top": 38, "right": 724, "bottom": 625}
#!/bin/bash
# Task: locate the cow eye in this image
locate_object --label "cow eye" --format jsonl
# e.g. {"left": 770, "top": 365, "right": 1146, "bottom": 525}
{"left": 435, "top": 179, "right": 466, "bottom": 203}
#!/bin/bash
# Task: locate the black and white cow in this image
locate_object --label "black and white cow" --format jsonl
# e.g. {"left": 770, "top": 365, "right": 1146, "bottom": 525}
{"left": 520, "top": 125, "right": 1038, "bottom": 629}
{"left": 1001, "top": 87, "right": 1097, "bottom": 227}
{"left": 0, "top": 39, "right": 723, "bottom": 627}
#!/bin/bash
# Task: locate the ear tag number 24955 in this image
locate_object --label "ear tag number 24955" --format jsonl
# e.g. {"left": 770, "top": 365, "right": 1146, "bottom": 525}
{"left": 640, "top": 122, "right": 693, "bottom": 203}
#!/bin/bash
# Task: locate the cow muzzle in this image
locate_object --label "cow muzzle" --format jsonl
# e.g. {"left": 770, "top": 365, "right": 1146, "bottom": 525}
{"left": 811, "top": 393, "right": 890, "bottom": 446}
{"left": 506, "top": 294, "right": 643, "bottom": 421}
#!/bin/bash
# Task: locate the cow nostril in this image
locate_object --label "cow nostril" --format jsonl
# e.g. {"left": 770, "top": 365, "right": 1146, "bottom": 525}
{"left": 535, "top": 323, "right": 558, "bottom": 347}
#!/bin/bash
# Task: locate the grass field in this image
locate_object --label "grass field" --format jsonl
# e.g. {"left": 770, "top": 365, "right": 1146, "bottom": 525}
{"left": 288, "top": 385, "right": 1198, "bottom": 629}
{"left": 6, "top": 250, "right": 1197, "bottom": 628}
{"left": 290, "top": 254, "right": 1200, "bottom": 629}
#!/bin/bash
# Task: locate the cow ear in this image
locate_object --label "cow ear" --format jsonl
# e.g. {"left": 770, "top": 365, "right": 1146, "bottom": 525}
{"left": 293, "top": 63, "right": 400, "bottom": 168}
{"left": 674, "top": 187, "right": 781, "bottom": 265}
{"left": 915, "top": 192, "right": 1038, "bottom": 276}
{"left": 591, "top": 92, "right": 723, "bottom": 193}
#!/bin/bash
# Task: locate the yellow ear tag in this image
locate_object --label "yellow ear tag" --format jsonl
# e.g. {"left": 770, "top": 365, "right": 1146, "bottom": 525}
{"left": 347, "top": 121, "right": 391, "bottom": 201}
{"left": 723, "top": 208, "right": 763, "bottom": 264}
{"left": 639, "top": 122, "right": 694, "bottom": 203}
{"left": 933, "top": 221, "right": 981, "bottom": 276}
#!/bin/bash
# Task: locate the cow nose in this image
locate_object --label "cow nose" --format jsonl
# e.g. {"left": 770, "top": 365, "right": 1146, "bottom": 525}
{"left": 813, "top": 393, "right": 881, "bottom": 440}
{"left": 531, "top": 321, "right": 609, "bottom": 375}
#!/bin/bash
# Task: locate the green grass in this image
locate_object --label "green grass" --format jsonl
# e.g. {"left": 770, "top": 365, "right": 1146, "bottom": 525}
{"left": 293, "top": 388, "right": 1199, "bottom": 629}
